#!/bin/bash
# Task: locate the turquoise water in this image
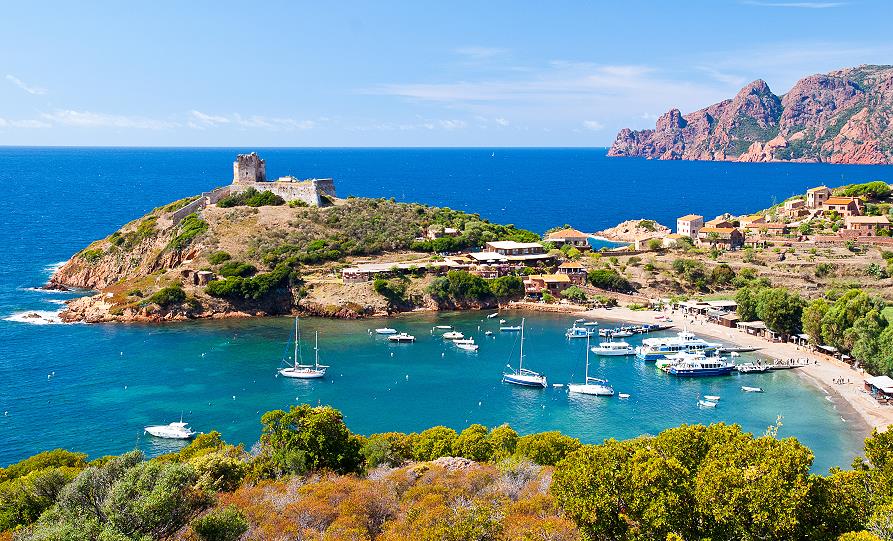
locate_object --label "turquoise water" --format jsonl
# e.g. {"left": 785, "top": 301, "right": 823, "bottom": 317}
{"left": 1, "top": 147, "right": 886, "bottom": 470}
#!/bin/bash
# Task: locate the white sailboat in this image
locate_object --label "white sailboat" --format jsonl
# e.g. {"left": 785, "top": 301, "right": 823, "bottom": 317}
{"left": 568, "top": 334, "right": 614, "bottom": 396}
{"left": 502, "top": 318, "right": 546, "bottom": 388}
{"left": 279, "top": 318, "right": 328, "bottom": 379}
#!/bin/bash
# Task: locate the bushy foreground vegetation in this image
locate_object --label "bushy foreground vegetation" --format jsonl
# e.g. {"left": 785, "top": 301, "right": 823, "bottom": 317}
{"left": 4, "top": 405, "right": 893, "bottom": 540}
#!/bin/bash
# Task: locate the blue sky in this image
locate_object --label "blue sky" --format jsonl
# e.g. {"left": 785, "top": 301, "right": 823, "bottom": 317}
{"left": 2, "top": 1, "right": 891, "bottom": 147}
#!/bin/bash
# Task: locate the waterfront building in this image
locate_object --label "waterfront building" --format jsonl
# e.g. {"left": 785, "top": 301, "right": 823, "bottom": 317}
{"left": 821, "top": 196, "right": 863, "bottom": 217}
{"left": 523, "top": 274, "right": 572, "bottom": 296}
{"left": 555, "top": 261, "right": 587, "bottom": 284}
{"left": 544, "top": 227, "right": 590, "bottom": 250}
{"left": 806, "top": 186, "right": 832, "bottom": 209}
{"left": 676, "top": 214, "right": 703, "bottom": 239}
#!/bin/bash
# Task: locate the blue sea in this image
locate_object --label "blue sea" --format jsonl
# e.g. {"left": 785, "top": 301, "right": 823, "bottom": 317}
{"left": 1, "top": 147, "right": 889, "bottom": 471}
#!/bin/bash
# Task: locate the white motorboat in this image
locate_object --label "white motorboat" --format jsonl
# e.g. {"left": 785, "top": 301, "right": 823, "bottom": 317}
{"left": 636, "top": 330, "right": 719, "bottom": 360}
{"left": 499, "top": 319, "right": 507, "bottom": 324}
{"left": 568, "top": 335, "right": 615, "bottom": 396}
{"left": 453, "top": 338, "right": 475, "bottom": 345}
{"left": 388, "top": 333, "right": 416, "bottom": 343}
{"left": 279, "top": 321, "right": 329, "bottom": 379}
{"left": 668, "top": 356, "right": 735, "bottom": 377}
{"left": 697, "top": 399, "right": 718, "bottom": 408}
{"left": 500, "top": 325, "right": 522, "bottom": 332}
{"left": 145, "top": 416, "right": 196, "bottom": 439}
{"left": 456, "top": 342, "right": 479, "bottom": 352}
{"left": 484, "top": 330, "right": 494, "bottom": 336}
{"left": 618, "top": 393, "right": 630, "bottom": 399}
{"left": 432, "top": 325, "right": 453, "bottom": 331}
{"left": 611, "top": 330, "right": 633, "bottom": 338}
{"left": 742, "top": 386, "right": 764, "bottom": 393}
{"left": 487, "top": 312, "right": 499, "bottom": 319}
{"left": 590, "top": 340, "right": 634, "bottom": 356}
{"left": 502, "top": 318, "right": 546, "bottom": 388}
{"left": 582, "top": 321, "right": 599, "bottom": 327}
{"left": 442, "top": 331, "right": 464, "bottom": 340}
{"left": 704, "top": 395, "right": 720, "bottom": 401}
{"left": 375, "top": 328, "right": 397, "bottom": 335}
{"left": 566, "top": 324, "right": 595, "bottom": 339}
{"left": 735, "top": 362, "right": 771, "bottom": 373}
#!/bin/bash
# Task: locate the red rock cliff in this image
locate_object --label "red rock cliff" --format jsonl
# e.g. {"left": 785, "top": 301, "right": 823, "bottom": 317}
{"left": 608, "top": 65, "right": 893, "bottom": 164}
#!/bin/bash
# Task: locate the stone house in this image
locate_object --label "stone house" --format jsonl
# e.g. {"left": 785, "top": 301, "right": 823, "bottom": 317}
{"left": 845, "top": 215, "right": 891, "bottom": 236}
{"left": 806, "top": 186, "right": 832, "bottom": 209}
{"left": 759, "top": 223, "right": 789, "bottom": 236}
{"left": 426, "top": 225, "right": 460, "bottom": 240}
{"left": 544, "top": 228, "right": 590, "bottom": 250}
{"left": 697, "top": 226, "right": 744, "bottom": 250}
{"left": 821, "top": 197, "right": 862, "bottom": 217}
{"left": 676, "top": 214, "right": 703, "bottom": 239}
{"left": 738, "top": 215, "right": 766, "bottom": 230}
{"left": 555, "top": 261, "right": 587, "bottom": 284}
{"left": 524, "top": 274, "right": 572, "bottom": 297}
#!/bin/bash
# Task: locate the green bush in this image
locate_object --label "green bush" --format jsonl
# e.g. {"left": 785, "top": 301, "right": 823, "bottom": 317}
{"left": 413, "top": 426, "right": 458, "bottom": 461}
{"left": 217, "top": 261, "right": 256, "bottom": 278}
{"left": 168, "top": 213, "right": 208, "bottom": 251}
{"left": 191, "top": 506, "right": 249, "bottom": 541}
{"left": 453, "top": 424, "right": 493, "bottom": 462}
{"left": 516, "top": 431, "right": 580, "bottom": 466}
{"left": 217, "top": 188, "right": 285, "bottom": 208}
{"left": 587, "top": 269, "right": 632, "bottom": 292}
{"left": 81, "top": 248, "right": 103, "bottom": 263}
{"left": 208, "top": 251, "right": 231, "bottom": 265}
{"left": 148, "top": 286, "right": 186, "bottom": 307}
{"left": 373, "top": 277, "right": 408, "bottom": 305}
{"left": 837, "top": 181, "right": 892, "bottom": 199}
{"left": 205, "top": 263, "right": 293, "bottom": 301}
{"left": 563, "top": 285, "right": 587, "bottom": 302}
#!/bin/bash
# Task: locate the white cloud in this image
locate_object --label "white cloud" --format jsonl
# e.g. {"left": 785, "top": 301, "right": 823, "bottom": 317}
{"left": 41, "top": 110, "right": 178, "bottom": 129}
{"left": 0, "top": 117, "right": 51, "bottom": 128}
{"left": 5, "top": 75, "right": 47, "bottom": 95}
{"left": 494, "top": 117, "right": 510, "bottom": 126}
{"left": 188, "top": 111, "right": 315, "bottom": 131}
{"left": 741, "top": 1, "right": 846, "bottom": 7}
{"left": 455, "top": 46, "right": 509, "bottom": 60}
{"left": 189, "top": 110, "right": 230, "bottom": 127}
{"left": 582, "top": 120, "right": 604, "bottom": 130}
{"left": 438, "top": 119, "right": 467, "bottom": 130}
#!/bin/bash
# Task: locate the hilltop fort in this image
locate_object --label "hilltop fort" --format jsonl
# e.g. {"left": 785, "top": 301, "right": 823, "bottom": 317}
{"left": 231, "top": 152, "right": 336, "bottom": 206}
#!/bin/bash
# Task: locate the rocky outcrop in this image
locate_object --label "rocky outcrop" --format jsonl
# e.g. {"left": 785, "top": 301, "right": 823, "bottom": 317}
{"left": 608, "top": 65, "right": 893, "bottom": 164}
{"left": 595, "top": 220, "right": 670, "bottom": 242}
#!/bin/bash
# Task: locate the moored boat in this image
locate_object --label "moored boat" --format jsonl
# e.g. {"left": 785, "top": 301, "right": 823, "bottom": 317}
{"left": 375, "top": 328, "right": 397, "bottom": 335}
{"left": 442, "top": 331, "right": 464, "bottom": 340}
{"left": 742, "top": 386, "right": 764, "bottom": 393}
{"left": 697, "top": 399, "right": 718, "bottom": 408}
{"left": 568, "top": 335, "right": 614, "bottom": 396}
{"left": 502, "top": 318, "right": 546, "bottom": 388}
{"left": 388, "top": 333, "right": 416, "bottom": 343}
{"left": 279, "top": 319, "right": 328, "bottom": 379}
{"left": 735, "top": 362, "right": 771, "bottom": 373}
{"left": 500, "top": 325, "right": 522, "bottom": 332}
{"left": 668, "top": 355, "right": 734, "bottom": 377}
{"left": 144, "top": 419, "right": 196, "bottom": 439}
{"left": 565, "top": 324, "right": 595, "bottom": 339}
{"left": 635, "top": 330, "right": 719, "bottom": 360}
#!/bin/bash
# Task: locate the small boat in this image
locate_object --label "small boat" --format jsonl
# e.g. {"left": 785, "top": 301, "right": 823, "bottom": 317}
{"left": 145, "top": 416, "right": 196, "bottom": 440}
{"left": 456, "top": 342, "right": 479, "bottom": 352}
{"left": 502, "top": 318, "right": 546, "bottom": 388}
{"left": 487, "top": 312, "right": 499, "bottom": 319}
{"left": 565, "top": 325, "right": 594, "bottom": 339}
{"left": 735, "top": 362, "right": 771, "bottom": 373}
{"left": 388, "top": 333, "right": 415, "bottom": 343}
{"left": 453, "top": 338, "right": 475, "bottom": 345}
{"left": 499, "top": 319, "right": 507, "bottom": 324}
{"left": 552, "top": 383, "right": 565, "bottom": 388}
{"left": 279, "top": 319, "right": 328, "bottom": 379}
{"left": 575, "top": 318, "right": 585, "bottom": 323}
{"left": 500, "top": 326, "right": 522, "bottom": 332}
{"left": 590, "top": 341, "right": 634, "bottom": 356}
{"left": 716, "top": 346, "right": 761, "bottom": 354}
{"left": 697, "top": 399, "right": 718, "bottom": 408}
{"left": 484, "top": 330, "right": 494, "bottom": 336}
{"left": 618, "top": 393, "right": 630, "bottom": 399}
{"left": 704, "top": 395, "right": 720, "bottom": 401}
{"left": 375, "top": 328, "right": 397, "bottom": 335}
{"left": 668, "top": 355, "right": 735, "bottom": 377}
{"left": 611, "top": 330, "right": 633, "bottom": 338}
{"left": 582, "top": 321, "right": 599, "bottom": 327}
{"left": 568, "top": 335, "right": 615, "bottom": 396}
{"left": 442, "top": 331, "right": 464, "bottom": 340}
{"left": 433, "top": 325, "right": 453, "bottom": 330}
{"left": 742, "top": 386, "right": 764, "bottom": 393}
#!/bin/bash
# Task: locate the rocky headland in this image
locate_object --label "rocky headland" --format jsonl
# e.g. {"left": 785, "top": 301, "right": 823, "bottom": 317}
{"left": 608, "top": 64, "right": 893, "bottom": 164}
{"left": 595, "top": 219, "right": 670, "bottom": 242}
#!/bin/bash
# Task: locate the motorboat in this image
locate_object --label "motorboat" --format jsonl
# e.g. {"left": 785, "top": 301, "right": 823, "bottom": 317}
{"left": 655, "top": 351, "right": 697, "bottom": 372}
{"left": 590, "top": 341, "right": 634, "bottom": 356}
{"left": 704, "top": 395, "right": 720, "bottom": 401}
{"left": 484, "top": 330, "right": 494, "bottom": 336}
{"left": 375, "top": 328, "right": 397, "bottom": 335}
{"left": 618, "top": 393, "right": 630, "bottom": 399}
{"left": 742, "top": 386, "right": 764, "bottom": 393}
{"left": 499, "top": 319, "right": 507, "bottom": 324}
{"left": 697, "top": 399, "right": 718, "bottom": 408}
{"left": 502, "top": 318, "right": 546, "bottom": 388}
{"left": 565, "top": 325, "right": 595, "bottom": 339}
{"left": 500, "top": 326, "right": 522, "bottom": 332}
{"left": 568, "top": 335, "right": 615, "bottom": 396}
{"left": 635, "top": 330, "right": 719, "bottom": 361}
{"left": 668, "top": 355, "right": 735, "bottom": 377}
{"left": 583, "top": 321, "right": 599, "bottom": 327}
{"left": 442, "top": 331, "right": 464, "bottom": 340}
{"left": 487, "top": 312, "right": 499, "bottom": 319}
{"left": 432, "top": 325, "right": 453, "bottom": 331}
{"left": 456, "top": 342, "right": 479, "bottom": 352}
{"left": 388, "top": 333, "right": 416, "bottom": 343}
{"left": 611, "top": 330, "right": 633, "bottom": 338}
{"left": 453, "top": 338, "right": 475, "bottom": 345}
{"left": 145, "top": 417, "right": 196, "bottom": 440}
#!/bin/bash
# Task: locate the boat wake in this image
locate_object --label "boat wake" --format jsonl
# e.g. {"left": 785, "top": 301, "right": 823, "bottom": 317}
{"left": 4, "top": 309, "right": 64, "bottom": 325}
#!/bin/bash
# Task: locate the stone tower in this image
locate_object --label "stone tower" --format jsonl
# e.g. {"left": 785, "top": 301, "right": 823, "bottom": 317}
{"left": 232, "top": 152, "right": 266, "bottom": 184}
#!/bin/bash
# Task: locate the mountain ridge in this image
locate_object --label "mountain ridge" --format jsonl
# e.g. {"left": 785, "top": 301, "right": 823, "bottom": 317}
{"left": 608, "top": 64, "right": 893, "bottom": 164}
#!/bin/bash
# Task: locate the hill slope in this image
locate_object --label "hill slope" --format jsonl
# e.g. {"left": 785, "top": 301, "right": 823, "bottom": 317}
{"left": 608, "top": 64, "right": 893, "bottom": 164}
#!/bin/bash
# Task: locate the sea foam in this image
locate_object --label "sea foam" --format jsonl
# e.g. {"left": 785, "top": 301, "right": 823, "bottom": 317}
{"left": 4, "top": 310, "right": 64, "bottom": 325}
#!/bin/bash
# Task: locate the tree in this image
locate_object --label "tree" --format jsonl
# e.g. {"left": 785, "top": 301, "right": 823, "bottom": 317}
{"left": 516, "top": 432, "right": 580, "bottom": 466}
{"left": 756, "top": 287, "right": 805, "bottom": 336}
{"left": 191, "top": 506, "right": 249, "bottom": 541}
{"left": 413, "top": 426, "right": 458, "bottom": 461}
{"left": 736, "top": 286, "right": 763, "bottom": 322}
{"left": 587, "top": 269, "right": 632, "bottom": 292}
{"left": 489, "top": 275, "right": 522, "bottom": 300}
{"left": 453, "top": 424, "right": 493, "bottom": 462}
{"left": 710, "top": 264, "right": 736, "bottom": 286}
{"left": 802, "top": 299, "right": 830, "bottom": 346}
{"left": 259, "top": 405, "right": 363, "bottom": 476}
{"left": 562, "top": 285, "right": 586, "bottom": 302}
{"left": 487, "top": 424, "right": 519, "bottom": 461}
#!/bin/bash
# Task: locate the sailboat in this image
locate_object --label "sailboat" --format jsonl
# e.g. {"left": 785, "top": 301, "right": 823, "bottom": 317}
{"left": 502, "top": 318, "right": 546, "bottom": 388}
{"left": 568, "top": 334, "right": 614, "bottom": 396}
{"left": 278, "top": 318, "right": 328, "bottom": 379}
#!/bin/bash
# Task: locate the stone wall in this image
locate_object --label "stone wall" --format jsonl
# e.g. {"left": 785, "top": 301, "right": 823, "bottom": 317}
{"left": 159, "top": 186, "right": 233, "bottom": 229}
{"left": 233, "top": 178, "right": 336, "bottom": 207}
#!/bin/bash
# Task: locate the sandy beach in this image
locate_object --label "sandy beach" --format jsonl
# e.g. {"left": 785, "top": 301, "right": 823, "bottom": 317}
{"left": 574, "top": 305, "right": 893, "bottom": 440}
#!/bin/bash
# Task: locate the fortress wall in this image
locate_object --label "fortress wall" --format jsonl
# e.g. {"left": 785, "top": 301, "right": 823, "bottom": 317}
{"left": 161, "top": 186, "right": 233, "bottom": 228}
{"left": 233, "top": 178, "right": 336, "bottom": 206}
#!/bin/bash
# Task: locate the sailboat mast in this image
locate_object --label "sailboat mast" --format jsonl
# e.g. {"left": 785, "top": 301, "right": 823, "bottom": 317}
{"left": 293, "top": 317, "right": 299, "bottom": 369}
{"left": 314, "top": 331, "right": 319, "bottom": 369}
{"left": 519, "top": 318, "right": 525, "bottom": 371}
{"left": 585, "top": 333, "right": 590, "bottom": 380}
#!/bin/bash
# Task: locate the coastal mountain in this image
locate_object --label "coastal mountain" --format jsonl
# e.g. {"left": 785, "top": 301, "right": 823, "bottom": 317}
{"left": 608, "top": 64, "right": 893, "bottom": 164}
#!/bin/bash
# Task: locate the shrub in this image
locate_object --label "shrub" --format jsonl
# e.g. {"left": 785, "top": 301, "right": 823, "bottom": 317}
{"left": 837, "top": 181, "right": 892, "bottom": 199}
{"left": 453, "top": 424, "right": 493, "bottom": 462}
{"left": 191, "top": 506, "right": 249, "bottom": 541}
{"left": 81, "top": 248, "right": 103, "bottom": 263}
{"left": 563, "top": 285, "right": 587, "bottom": 302}
{"left": 516, "top": 432, "right": 581, "bottom": 466}
{"left": 489, "top": 275, "right": 523, "bottom": 300}
{"left": 413, "top": 426, "right": 458, "bottom": 461}
{"left": 208, "top": 251, "right": 231, "bottom": 265}
{"left": 373, "top": 277, "right": 408, "bottom": 305}
{"left": 217, "top": 188, "right": 285, "bottom": 208}
{"left": 205, "top": 263, "right": 294, "bottom": 301}
{"left": 168, "top": 213, "right": 208, "bottom": 251}
{"left": 148, "top": 286, "right": 186, "bottom": 307}
{"left": 217, "top": 261, "right": 256, "bottom": 278}
{"left": 588, "top": 269, "right": 632, "bottom": 292}
{"left": 487, "top": 424, "right": 519, "bottom": 461}
{"left": 361, "top": 432, "right": 413, "bottom": 468}
{"left": 816, "top": 262, "right": 835, "bottom": 278}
